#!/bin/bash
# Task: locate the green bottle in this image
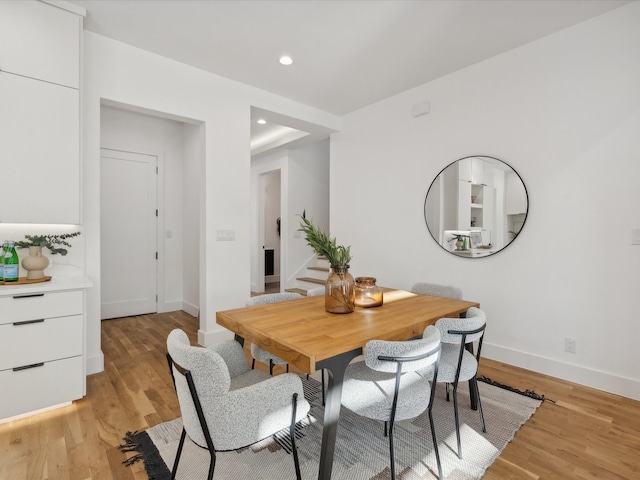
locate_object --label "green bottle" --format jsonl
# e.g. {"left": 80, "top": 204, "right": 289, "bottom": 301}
{"left": 0, "top": 241, "right": 5, "bottom": 282}
{"left": 4, "top": 241, "right": 19, "bottom": 282}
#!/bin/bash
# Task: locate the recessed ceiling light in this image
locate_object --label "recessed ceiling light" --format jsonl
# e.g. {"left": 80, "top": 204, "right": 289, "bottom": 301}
{"left": 279, "top": 55, "right": 293, "bottom": 66}
{"left": 257, "top": 119, "right": 266, "bottom": 124}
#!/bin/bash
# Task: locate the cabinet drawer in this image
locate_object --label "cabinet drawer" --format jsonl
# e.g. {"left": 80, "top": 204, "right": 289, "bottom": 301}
{"left": 0, "top": 356, "right": 84, "bottom": 420}
{"left": 0, "top": 290, "right": 83, "bottom": 326}
{"left": 0, "top": 315, "right": 83, "bottom": 371}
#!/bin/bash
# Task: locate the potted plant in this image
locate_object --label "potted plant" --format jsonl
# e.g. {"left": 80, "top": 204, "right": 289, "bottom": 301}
{"left": 14, "top": 232, "right": 81, "bottom": 280}
{"left": 298, "top": 211, "right": 355, "bottom": 313}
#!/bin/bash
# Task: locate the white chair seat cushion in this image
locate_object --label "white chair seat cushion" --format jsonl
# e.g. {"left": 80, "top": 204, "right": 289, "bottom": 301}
{"left": 341, "top": 362, "right": 431, "bottom": 421}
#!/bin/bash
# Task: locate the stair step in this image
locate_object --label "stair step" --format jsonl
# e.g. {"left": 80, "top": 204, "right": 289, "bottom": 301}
{"left": 285, "top": 288, "right": 307, "bottom": 295}
{"left": 308, "top": 266, "right": 329, "bottom": 272}
{"left": 297, "top": 276, "right": 326, "bottom": 285}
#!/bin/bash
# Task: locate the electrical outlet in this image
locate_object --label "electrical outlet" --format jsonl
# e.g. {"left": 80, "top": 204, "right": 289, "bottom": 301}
{"left": 564, "top": 337, "right": 577, "bottom": 354}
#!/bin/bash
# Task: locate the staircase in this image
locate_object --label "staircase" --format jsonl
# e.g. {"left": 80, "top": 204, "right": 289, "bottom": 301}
{"left": 286, "top": 256, "right": 329, "bottom": 296}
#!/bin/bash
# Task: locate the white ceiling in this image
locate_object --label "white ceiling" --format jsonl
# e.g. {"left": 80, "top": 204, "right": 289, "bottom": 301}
{"left": 68, "top": 0, "right": 634, "bottom": 151}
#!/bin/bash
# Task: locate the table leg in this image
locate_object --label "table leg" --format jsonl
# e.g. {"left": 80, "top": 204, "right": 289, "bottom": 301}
{"left": 316, "top": 349, "right": 361, "bottom": 480}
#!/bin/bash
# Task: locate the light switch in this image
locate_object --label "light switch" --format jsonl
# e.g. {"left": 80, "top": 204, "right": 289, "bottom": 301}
{"left": 632, "top": 229, "right": 640, "bottom": 245}
{"left": 216, "top": 230, "right": 235, "bottom": 241}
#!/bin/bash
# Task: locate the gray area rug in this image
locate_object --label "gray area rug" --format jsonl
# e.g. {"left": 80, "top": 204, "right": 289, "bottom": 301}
{"left": 123, "top": 375, "right": 541, "bottom": 479}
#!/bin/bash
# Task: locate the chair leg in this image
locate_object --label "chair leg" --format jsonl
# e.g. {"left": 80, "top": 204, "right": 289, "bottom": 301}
{"left": 171, "top": 427, "right": 187, "bottom": 480}
{"left": 428, "top": 408, "right": 443, "bottom": 480}
{"left": 251, "top": 358, "right": 256, "bottom": 370}
{"left": 290, "top": 393, "right": 302, "bottom": 480}
{"left": 474, "top": 376, "right": 486, "bottom": 432}
{"left": 269, "top": 359, "right": 274, "bottom": 375}
{"left": 321, "top": 368, "right": 326, "bottom": 406}
{"left": 445, "top": 382, "right": 450, "bottom": 401}
{"left": 388, "top": 420, "right": 396, "bottom": 480}
{"left": 452, "top": 383, "right": 463, "bottom": 459}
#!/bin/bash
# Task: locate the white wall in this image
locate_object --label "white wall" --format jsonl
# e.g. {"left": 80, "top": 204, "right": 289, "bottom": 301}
{"left": 330, "top": 3, "right": 640, "bottom": 399}
{"left": 287, "top": 139, "right": 330, "bottom": 285}
{"left": 83, "top": 32, "right": 340, "bottom": 373}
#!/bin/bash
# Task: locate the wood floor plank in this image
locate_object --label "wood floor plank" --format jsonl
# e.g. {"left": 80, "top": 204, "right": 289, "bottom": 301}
{"left": 0, "top": 311, "right": 638, "bottom": 479}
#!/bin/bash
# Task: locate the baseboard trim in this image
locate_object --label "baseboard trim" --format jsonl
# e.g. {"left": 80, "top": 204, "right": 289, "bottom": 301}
{"left": 198, "top": 324, "right": 235, "bottom": 347}
{"left": 181, "top": 301, "right": 199, "bottom": 318}
{"left": 86, "top": 351, "right": 104, "bottom": 376}
{"left": 483, "top": 343, "right": 640, "bottom": 401}
{"left": 158, "top": 301, "right": 183, "bottom": 314}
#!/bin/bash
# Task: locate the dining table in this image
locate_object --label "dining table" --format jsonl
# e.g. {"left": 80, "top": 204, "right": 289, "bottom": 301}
{"left": 216, "top": 288, "right": 479, "bottom": 480}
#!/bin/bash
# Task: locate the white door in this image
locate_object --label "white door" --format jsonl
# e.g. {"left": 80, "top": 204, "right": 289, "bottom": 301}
{"left": 100, "top": 148, "right": 157, "bottom": 319}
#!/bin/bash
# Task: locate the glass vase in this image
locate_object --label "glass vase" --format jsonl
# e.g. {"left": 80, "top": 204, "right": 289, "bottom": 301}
{"left": 325, "top": 265, "right": 355, "bottom": 314}
{"left": 354, "top": 277, "right": 383, "bottom": 308}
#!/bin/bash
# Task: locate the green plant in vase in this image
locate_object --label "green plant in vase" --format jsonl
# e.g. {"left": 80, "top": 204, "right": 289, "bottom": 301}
{"left": 298, "top": 211, "right": 355, "bottom": 313}
{"left": 15, "top": 231, "right": 81, "bottom": 256}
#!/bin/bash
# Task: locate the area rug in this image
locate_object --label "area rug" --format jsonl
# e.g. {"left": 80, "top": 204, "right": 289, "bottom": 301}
{"left": 121, "top": 375, "right": 541, "bottom": 479}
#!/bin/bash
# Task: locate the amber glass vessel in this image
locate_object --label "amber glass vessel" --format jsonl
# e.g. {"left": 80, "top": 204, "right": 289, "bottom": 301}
{"left": 354, "top": 277, "right": 383, "bottom": 307}
{"left": 325, "top": 265, "right": 355, "bottom": 314}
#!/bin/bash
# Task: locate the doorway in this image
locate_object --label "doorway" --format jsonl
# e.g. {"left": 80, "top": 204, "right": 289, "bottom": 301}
{"left": 256, "top": 169, "right": 282, "bottom": 294}
{"left": 100, "top": 148, "right": 158, "bottom": 319}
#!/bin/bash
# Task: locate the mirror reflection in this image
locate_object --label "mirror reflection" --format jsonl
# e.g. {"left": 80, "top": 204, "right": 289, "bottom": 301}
{"left": 424, "top": 156, "right": 528, "bottom": 258}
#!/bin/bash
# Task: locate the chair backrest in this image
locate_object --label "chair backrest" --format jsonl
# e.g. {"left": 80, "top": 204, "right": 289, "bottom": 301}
{"left": 364, "top": 325, "right": 441, "bottom": 375}
{"left": 410, "top": 282, "right": 463, "bottom": 300}
{"left": 246, "top": 292, "right": 303, "bottom": 306}
{"left": 435, "top": 307, "right": 486, "bottom": 345}
{"left": 365, "top": 326, "right": 441, "bottom": 418}
{"left": 306, "top": 287, "right": 326, "bottom": 297}
{"left": 167, "top": 329, "right": 229, "bottom": 448}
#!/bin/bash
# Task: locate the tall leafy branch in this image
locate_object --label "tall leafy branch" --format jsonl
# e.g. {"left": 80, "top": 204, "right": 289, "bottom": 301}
{"left": 298, "top": 211, "right": 351, "bottom": 266}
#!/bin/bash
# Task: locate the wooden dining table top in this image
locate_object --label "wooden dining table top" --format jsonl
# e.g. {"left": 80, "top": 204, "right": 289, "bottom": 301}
{"left": 216, "top": 288, "right": 479, "bottom": 374}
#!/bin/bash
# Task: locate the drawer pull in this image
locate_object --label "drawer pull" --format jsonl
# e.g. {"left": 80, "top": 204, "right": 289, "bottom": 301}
{"left": 13, "top": 362, "right": 45, "bottom": 372}
{"left": 12, "top": 293, "right": 45, "bottom": 299}
{"left": 13, "top": 319, "right": 45, "bottom": 326}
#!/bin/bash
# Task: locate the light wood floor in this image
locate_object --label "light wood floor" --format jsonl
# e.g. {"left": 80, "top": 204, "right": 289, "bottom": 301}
{"left": 1, "top": 311, "right": 638, "bottom": 479}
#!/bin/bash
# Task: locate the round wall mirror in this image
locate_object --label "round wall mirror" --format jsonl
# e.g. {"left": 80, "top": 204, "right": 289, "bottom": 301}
{"left": 424, "top": 155, "right": 528, "bottom": 258}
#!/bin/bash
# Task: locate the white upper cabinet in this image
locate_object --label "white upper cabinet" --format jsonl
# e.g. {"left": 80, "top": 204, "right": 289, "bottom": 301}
{"left": 0, "top": 1, "right": 83, "bottom": 224}
{"left": 0, "top": 73, "right": 80, "bottom": 224}
{"left": 0, "top": 1, "right": 81, "bottom": 88}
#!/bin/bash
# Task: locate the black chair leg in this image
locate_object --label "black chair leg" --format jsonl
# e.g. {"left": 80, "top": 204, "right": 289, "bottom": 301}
{"left": 251, "top": 358, "right": 256, "bottom": 370}
{"left": 321, "top": 368, "right": 326, "bottom": 406}
{"left": 452, "top": 383, "right": 462, "bottom": 459}
{"left": 269, "top": 359, "right": 274, "bottom": 375}
{"left": 171, "top": 427, "right": 187, "bottom": 480}
{"left": 290, "top": 393, "right": 302, "bottom": 480}
{"left": 428, "top": 409, "right": 443, "bottom": 480}
{"left": 474, "top": 376, "right": 486, "bottom": 432}
{"left": 388, "top": 420, "right": 396, "bottom": 480}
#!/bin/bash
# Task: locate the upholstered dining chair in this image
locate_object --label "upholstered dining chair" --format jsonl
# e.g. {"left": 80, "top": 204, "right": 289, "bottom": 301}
{"left": 410, "top": 282, "right": 463, "bottom": 300}
{"left": 305, "top": 286, "right": 326, "bottom": 297}
{"left": 166, "top": 329, "right": 310, "bottom": 480}
{"left": 341, "top": 326, "right": 443, "bottom": 480}
{"left": 246, "top": 292, "right": 303, "bottom": 374}
{"left": 420, "top": 306, "right": 487, "bottom": 460}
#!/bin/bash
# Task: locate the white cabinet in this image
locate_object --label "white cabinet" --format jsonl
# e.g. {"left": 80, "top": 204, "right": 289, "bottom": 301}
{"left": 458, "top": 181, "right": 495, "bottom": 231}
{"left": 0, "top": 289, "right": 85, "bottom": 420}
{"left": 0, "top": 1, "right": 83, "bottom": 224}
{"left": 0, "top": 0, "right": 81, "bottom": 88}
{"left": 0, "top": 73, "right": 80, "bottom": 223}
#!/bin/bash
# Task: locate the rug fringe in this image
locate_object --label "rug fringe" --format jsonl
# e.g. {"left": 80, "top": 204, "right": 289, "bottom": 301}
{"left": 477, "top": 375, "right": 553, "bottom": 402}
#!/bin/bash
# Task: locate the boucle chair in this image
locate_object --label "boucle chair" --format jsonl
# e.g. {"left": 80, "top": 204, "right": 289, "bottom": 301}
{"left": 420, "top": 306, "right": 487, "bottom": 460}
{"left": 410, "top": 282, "right": 463, "bottom": 300}
{"left": 246, "top": 292, "right": 303, "bottom": 374}
{"left": 341, "top": 326, "right": 443, "bottom": 480}
{"left": 305, "top": 286, "right": 326, "bottom": 296}
{"left": 166, "top": 329, "right": 310, "bottom": 480}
